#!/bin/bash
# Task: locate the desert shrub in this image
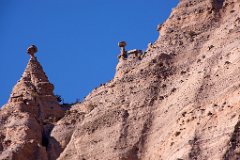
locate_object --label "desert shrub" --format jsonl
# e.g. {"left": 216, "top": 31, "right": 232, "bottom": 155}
{"left": 55, "top": 95, "right": 62, "bottom": 103}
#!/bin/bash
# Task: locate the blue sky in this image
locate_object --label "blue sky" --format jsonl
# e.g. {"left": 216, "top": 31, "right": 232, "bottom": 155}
{"left": 0, "top": 0, "right": 178, "bottom": 106}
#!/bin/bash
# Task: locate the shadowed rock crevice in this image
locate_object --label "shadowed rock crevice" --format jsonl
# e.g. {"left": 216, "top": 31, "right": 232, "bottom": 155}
{"left": 1, "top": 0, "right": 240, "bottom": 159}
{"left": 189, "top": 135, "right": 201, "bottom": 160}
{"left": 135, "top": 114, "right": 154, "bottom": 157}
{"left": 45, "top": 127, "right": 63, "bottom": 160}
{"left": 212, "top": 0, "right": 225, "bottom": 12}
{"left": 223, "top": 117, "right": 240, "bottom": 160}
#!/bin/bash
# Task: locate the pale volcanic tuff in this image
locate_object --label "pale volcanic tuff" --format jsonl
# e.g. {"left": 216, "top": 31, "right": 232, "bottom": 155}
{"left": 1, "top": 0, "right": 240, "bottom": 159}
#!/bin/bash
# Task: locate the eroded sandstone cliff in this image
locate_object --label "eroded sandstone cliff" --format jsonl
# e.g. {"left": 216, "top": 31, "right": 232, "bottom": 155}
{"left": 1, "top": 0, "right": 240, "bottom": 159}
{"left": 0, "top": 57, "right": 64, "bottom": 160}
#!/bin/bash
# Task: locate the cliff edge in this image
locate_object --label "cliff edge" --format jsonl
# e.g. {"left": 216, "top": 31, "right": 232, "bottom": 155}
{"left": 1, "top": 0, "right": 240, "bottom": 159}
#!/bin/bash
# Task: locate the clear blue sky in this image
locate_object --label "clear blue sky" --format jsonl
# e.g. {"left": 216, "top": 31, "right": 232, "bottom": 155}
{"left": 0, "top": 0, "right": 178, "bottom": 106}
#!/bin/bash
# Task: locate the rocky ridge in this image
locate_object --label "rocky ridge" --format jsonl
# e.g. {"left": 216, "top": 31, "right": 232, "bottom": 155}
{"left": 1, "top": 0, "right": 240, "bottom": 159}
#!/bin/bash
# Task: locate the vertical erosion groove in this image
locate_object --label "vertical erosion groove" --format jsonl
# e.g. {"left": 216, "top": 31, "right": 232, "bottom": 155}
{"left": 212, "top": 0, "right": 225, "bottom": 11}
{"left": 223, "top": 118, "right": 240, "bottom": 159}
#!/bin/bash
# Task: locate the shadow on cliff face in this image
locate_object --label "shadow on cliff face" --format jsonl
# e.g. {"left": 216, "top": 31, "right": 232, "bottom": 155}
{"left": 211, "top": 0, "right": 225, "bottom": 16}
{"left": 223, "top": 117, "right": 240, "bottom": 159}
{"left": 47, "top": 137, "right": 63, "bottom": 160}
{"left": 212, "top": 0, "right": 225, "bottom": 11}
{"left": 41, "top": 122, "right": 64, "bottom": 160}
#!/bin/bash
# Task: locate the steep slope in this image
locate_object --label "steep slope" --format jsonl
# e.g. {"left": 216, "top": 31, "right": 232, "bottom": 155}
{"left": 0, "top": 57, "right": 64, "bottom": 160}
{"left": 49, "top": 0, "right": 240, "bottom": 159}
{"left": 1, "top": 0, "right": 240, "bottom": 160}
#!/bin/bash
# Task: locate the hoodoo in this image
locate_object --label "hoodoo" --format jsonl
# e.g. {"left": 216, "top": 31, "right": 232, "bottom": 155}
{"left": 1, "top": 0, "right": 240, "bottom": 159}
{"left": 27, "top": 45, "right": 38, "bottom": 58}
{"left": 118, "top": 41, "right": 127, "bottom": 60}
{"left": 0, "top": 45, "right": 63, "bottom": 160}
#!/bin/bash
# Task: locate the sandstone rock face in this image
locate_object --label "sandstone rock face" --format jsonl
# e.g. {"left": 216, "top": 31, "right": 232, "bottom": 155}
{"left": 8, "top": 57, "right": 63, "bottom": 121}
{"left": 1, "top": 0, "right": 240, "bottom": 159}
{"left": 0, "top": 57, "right": 64, "bottom": 160}
{"left": 53, "top": 0, "right": 240, "bottom": 159}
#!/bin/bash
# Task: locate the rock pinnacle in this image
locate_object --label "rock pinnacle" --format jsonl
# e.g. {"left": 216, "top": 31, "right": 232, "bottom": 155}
{"left": 8, "top": 46, "right": 64, "bottom": 121}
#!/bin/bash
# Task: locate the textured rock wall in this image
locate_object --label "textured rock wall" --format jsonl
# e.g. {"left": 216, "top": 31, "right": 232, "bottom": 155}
{"left": 52, "top": 0, "right": 240, "bottom": 159}
{"left": 1, "top": 0, "right": 240, "bottom": 159}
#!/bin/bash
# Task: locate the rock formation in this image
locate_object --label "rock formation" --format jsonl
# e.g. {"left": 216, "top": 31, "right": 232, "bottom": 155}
{"left": 1, "top": 0, "right": 240, "bottom": 159}
{"left": 0, "top": 49, "right": 64, "bottom": 160}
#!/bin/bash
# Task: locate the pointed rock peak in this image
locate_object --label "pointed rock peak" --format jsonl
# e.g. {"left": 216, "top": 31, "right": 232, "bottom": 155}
{"left": 21, "top": 45, "right": 49, "bottom": 85}
{"left": 20, "top": 56, "right": 53, "bottom": 94}
{"left": 10, "top": 46, "right": 53, "bottom": 102}
{"left": 8, "top": 45, "right": 63, "bottom": 121}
